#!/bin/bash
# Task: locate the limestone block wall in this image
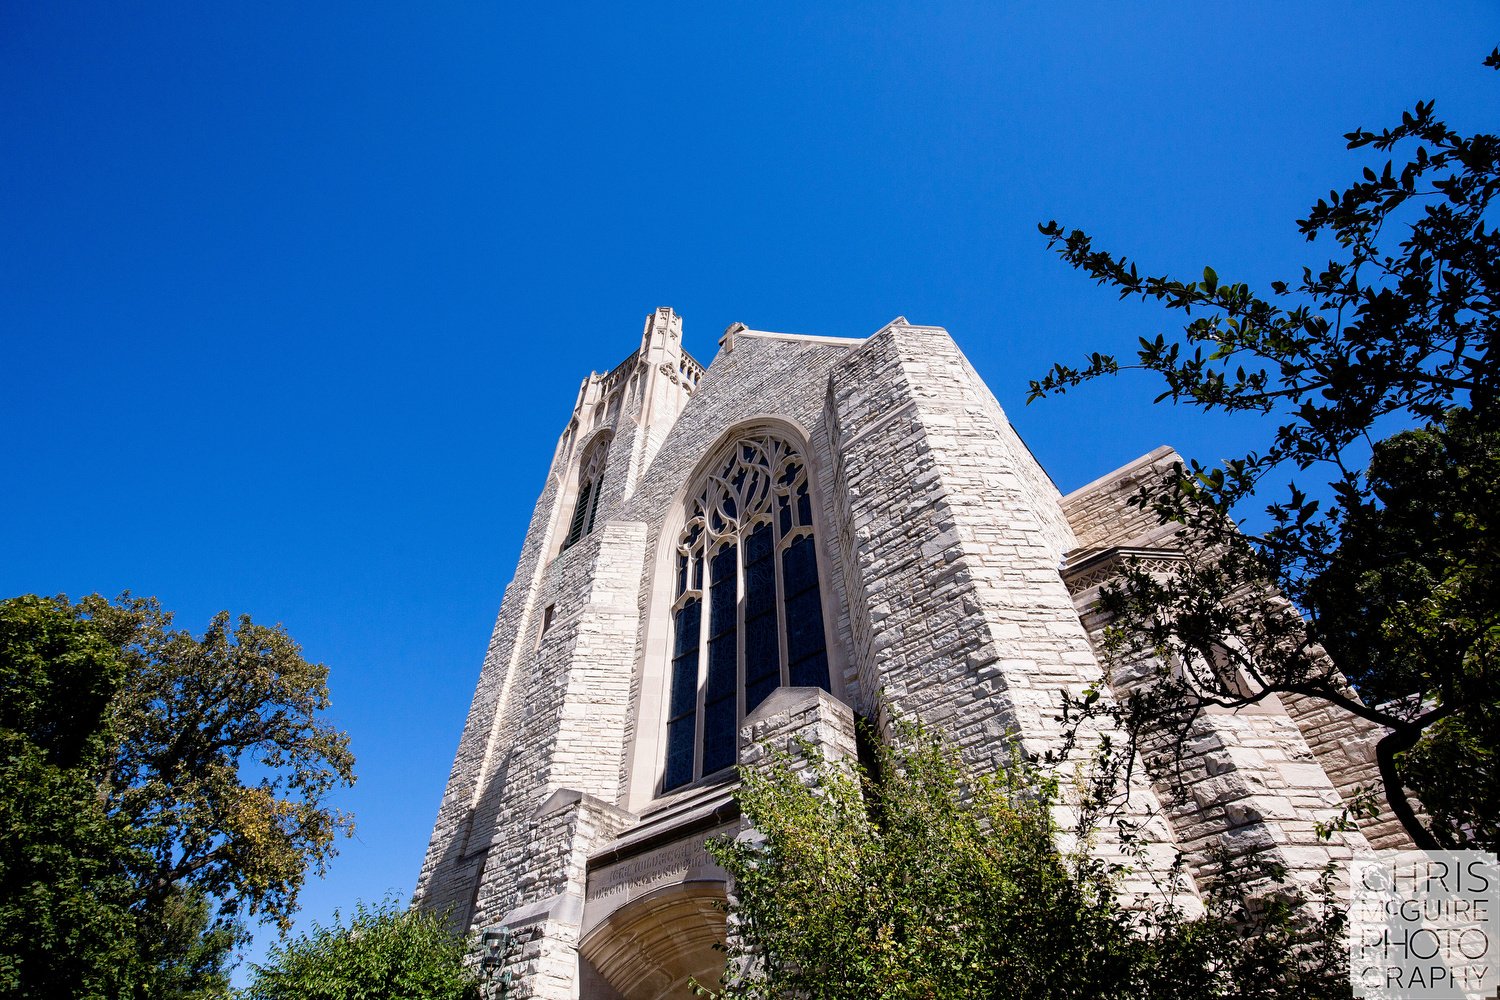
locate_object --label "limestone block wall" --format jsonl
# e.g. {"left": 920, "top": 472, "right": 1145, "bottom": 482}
{"left": 441, "top": 516, "right": 646, "bottom": 942}
{"left": 500, "top": 791, "right": 635, "bottom": 1000}
{"left": 616, "top": 307, "right": 699, "bottom": 504}
{"left": 1074, "top": 584, "right": 1367, "bottom": 891}
{"left": 1061, "top": 447, "right": 1410, "bottom": 890}
{"left": 472, "top": 508, "right": 640, "bottom": 894}
{"left": 825, "top": 320, "right": 1186, "bottom": 899}
{"left": 421, "top": 308, "right": 1432, "bottom": 999}
{"left": 737, "top": 685, "right": 859, "bottom": 775}
{"left": 1278, "top": 690, "right": 1413, "bottom": 850}
{"left": 1061, "top": 445, "right": 1181, "bottom": 553}
{"left": 544, "top": 522, "right": 648, "bottom": 803}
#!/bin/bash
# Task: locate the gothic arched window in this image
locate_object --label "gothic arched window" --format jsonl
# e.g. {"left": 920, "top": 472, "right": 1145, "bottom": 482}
{"left": 663, "top": 430, "right": 831, "bottom": 792}
{"left": 563, "top": 435, "right": 609, "bottom": 550}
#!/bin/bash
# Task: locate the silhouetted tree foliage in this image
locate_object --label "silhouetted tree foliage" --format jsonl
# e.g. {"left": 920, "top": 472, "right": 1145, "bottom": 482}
{"left": 1306, "top": 408, "right": 1497, "bottom": 849}
{"left": 1031, "top": 49, "right": 1499, "bottom": 850}
{"left": 0, "top": 595, "right": 140, "bottom": 998}
{"left": 0, "top": 593, "right": 356, "bottom": 999}
{"left": 85, "top": 593, "right": 356, "bottom": 934}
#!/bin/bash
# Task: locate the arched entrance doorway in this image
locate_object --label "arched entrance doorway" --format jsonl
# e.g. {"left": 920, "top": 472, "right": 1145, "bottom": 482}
{"left": 577, "top": 882, "right": 728, "bottom": 999}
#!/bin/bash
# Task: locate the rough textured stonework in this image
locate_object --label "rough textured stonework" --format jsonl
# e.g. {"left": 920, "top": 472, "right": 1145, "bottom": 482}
{"left": 823, "top": 321, "right": 1185, "bottom": 899}
{"left": 1060, "top": 448, "right": 1415, "bottom": 877}
{"left": 415, "top": 309, "right": 1401, "bottom": 999}
{"left": 738, "top": 685, "right": 858, "bottom": 775}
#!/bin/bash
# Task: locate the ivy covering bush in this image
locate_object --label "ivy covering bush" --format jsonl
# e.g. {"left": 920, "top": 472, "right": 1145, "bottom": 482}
{"left": 696, "top": 722, "right": 1349, "bottom": 1000}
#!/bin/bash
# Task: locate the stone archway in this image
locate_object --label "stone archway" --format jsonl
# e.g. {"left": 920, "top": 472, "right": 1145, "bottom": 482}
{"left": 577, "top": 882, "right": 728, "bottom": 1000}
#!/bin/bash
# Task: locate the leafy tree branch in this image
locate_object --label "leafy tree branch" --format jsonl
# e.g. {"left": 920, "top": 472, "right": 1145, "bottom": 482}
{"left": 1032, "top": 50, "right": 1499, "bottom": 851}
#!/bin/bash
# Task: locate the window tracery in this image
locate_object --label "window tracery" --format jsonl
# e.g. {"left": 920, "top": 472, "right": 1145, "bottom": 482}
{"left": 563, "top": 435, "right": 610, "bottom": 550}
{"left": 663, "top": 430, "right": 831, "bottom": 792}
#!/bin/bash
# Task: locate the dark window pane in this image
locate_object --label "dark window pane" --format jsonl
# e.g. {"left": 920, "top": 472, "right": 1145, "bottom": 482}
{"left": 663, "top": 437, "right": 837, "bottom": 793}
{"left": 743, "top": 522, "right": 780, "bottom": 705}
{"left": 744, "top": 614, "right": 778, "bottom": 694}
{"left": 781, "top": 534, "right": 819, "bottom": 596}
{"left": 745, "top": 525, "right": 775, "bottom": 617}
{"left": 664, "top": 717, "right": 695, "bottom": 791}
{"left": 789, "top": 648, "right": 830, "bottom": 690}
{"left": 782, "top": 535, "right": 829, "bottom": 693}
{"left": 586, "top": 480, "right": 602, "bottom": 534}
{"left": 746, "top": 672, "right": 778, "bottom": 715}
{"left": 747, "top": 553, "right": 774, "bottom": 597}
{"left": 707, "top": 633, "right": 737, "bottom": 700}
{"left": 563, "top": 479, "right": 593, "bottom": 549}
{"left": 703, "top": 539, "right": 740, "bottom": 774}
{"left": 669, "top": 601, "right": 700, "bottom": 718}
{"left": 669, "top": 656, "right": 698, "bottom": 718}
{"left": 745, "top": 521, "right": 772, "bottom": 566}
{"left": 705, "top": 542, "right": 738, "bottom": 709}
{"left": 668, "top": 591, "right": 708, "bottom": 789}
{"left": 703, "top": 695, "right": 736, "bottom": 774}
{"left": 785, "top": 588, "right": 826, "bottom": 661}
{"left": 672, "top": 600, "right": 701, "bottom": 658}
{"left": 709, "top": 545, "right": 737, "bottom": 635}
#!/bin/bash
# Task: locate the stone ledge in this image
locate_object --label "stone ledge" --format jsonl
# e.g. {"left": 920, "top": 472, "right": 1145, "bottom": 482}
{"left": 498, "top": 889, "right": 584, "bottom": 930}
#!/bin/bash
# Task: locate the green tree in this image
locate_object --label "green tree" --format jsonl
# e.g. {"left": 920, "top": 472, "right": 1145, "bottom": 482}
{"left": 83, "top": 594, "right": 357, "bottom": 937}
{"left": 0, "top": 596, "right": 140, "bottom": 998}
{"left": 0, "top": 593, "right": 356, "bottom": 999}
{"left": 241, "top": 898, "right": 480, "bottom": 1000}
{"left": 1030, "top": 50, "right": 1499, "bottom": 850}
{"left": 1305, "top": 408, "right": 1497, "bottom": 849}
{"left": 133, "top": 887, "right": 239, "bottom": 1000}
{"left": 696, "top": 723, "right": 1346, "bottom": 999}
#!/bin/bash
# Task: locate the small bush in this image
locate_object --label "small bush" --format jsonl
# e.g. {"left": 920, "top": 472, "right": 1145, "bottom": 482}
{"left": 241, "top": 897, "right": 478, "bottom": 1000}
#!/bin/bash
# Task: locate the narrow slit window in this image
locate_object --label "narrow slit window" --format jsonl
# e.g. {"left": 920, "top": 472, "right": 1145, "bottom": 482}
{"left": 562, "top": 435, "right": 610, "bottom": 550}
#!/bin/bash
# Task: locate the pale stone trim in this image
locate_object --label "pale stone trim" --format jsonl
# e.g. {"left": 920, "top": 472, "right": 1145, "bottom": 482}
{"left": 1061, "top": 443, "right": 1178, "bottom": 506}
{"left": 726, "top": 328, "right": 870, "bottom": 348}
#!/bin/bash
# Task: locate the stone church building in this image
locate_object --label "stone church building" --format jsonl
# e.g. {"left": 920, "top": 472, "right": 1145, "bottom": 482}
{"left": 413, "top": 308, "right": 1401, "bottom": 999}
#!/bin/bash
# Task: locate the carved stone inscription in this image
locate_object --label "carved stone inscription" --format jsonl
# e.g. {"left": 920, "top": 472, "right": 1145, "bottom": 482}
{"left": 581, "top": 823, "right": 735, "bottom": 934}
{"left": 590, "top": 838, "right": 707, "bottom": 899}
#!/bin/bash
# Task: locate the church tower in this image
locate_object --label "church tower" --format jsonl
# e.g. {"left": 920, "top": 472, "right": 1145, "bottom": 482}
{"left": 415, "top": 309, "right": 1393, "bottom": 999}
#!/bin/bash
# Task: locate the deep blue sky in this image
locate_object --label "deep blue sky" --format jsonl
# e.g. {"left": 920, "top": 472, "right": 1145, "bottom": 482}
{"left": 2, "top": 1, "right": 1494, "bottom": 979}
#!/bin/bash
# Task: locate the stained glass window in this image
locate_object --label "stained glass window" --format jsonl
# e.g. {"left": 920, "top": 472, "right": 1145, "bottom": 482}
{"left": 662, "top": 430, "right": 832, "bottom": 792}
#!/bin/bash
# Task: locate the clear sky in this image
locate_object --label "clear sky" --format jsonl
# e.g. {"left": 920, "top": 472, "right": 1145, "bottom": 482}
{"left": 2, "top": 0, "right": 1494, "bottom": 980}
